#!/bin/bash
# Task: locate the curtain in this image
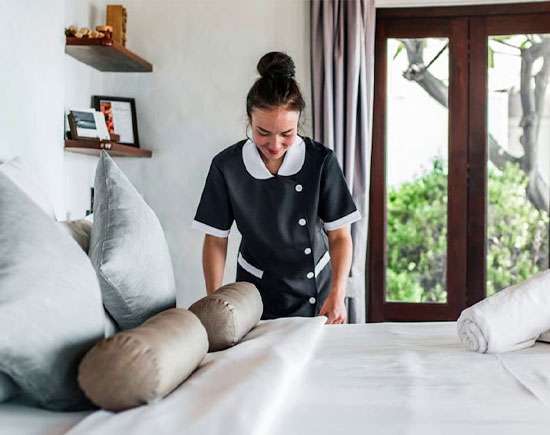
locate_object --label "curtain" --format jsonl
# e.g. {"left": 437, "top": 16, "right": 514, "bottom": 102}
{"left": 310, "top": 0, "right": 376, "bottom": 323}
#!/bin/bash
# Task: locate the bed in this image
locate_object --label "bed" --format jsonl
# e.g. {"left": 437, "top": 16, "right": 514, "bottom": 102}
{"left": 2, "top": 318, "right": 549, "bottom": 435}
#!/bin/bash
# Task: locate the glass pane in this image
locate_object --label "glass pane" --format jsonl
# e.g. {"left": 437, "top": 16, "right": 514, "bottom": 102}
{"left": 486, "top": 34, "right": 550, "bottom": 296}
{"left": 386, "top": 38, "right": 449, "bottom": 303}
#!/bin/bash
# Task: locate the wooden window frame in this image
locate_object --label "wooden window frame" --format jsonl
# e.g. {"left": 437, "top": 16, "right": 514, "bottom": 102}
{"left": 368, "top": 1, "right": 550, "bottom": 322}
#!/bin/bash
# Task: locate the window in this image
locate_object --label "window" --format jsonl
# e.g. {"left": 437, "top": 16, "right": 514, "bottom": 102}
{"left": 368, "top": 2, "right": 550, "bottom": 322}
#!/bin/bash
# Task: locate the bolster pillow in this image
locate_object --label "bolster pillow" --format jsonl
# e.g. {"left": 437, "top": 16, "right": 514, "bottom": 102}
{"left": 189, "top": 282, "right": 263, "bottom": 352}
{"left": 78, "top": 308, "right": 208, "bottom": 411}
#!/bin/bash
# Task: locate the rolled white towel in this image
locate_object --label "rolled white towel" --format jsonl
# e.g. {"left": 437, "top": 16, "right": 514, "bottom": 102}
{"left": 457, "top": 270, "right": 550, "bottom": 353}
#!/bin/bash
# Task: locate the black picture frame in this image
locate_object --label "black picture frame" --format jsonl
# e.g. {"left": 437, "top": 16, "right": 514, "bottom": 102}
{"left": 92, "top": 95, "right": 140, "bottom": 147}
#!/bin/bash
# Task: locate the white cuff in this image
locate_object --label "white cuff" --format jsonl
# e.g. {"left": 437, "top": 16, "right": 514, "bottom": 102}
{"left": 191, "top": 219, "right": 230, "bottom": 238}
{"left": 323, "top": 210, "right": 362, "bottom": 231}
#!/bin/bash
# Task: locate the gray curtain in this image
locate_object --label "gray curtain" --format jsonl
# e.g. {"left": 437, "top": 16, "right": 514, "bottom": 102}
{"left": 310, "top": 0, "right": 376, "bottom": 323}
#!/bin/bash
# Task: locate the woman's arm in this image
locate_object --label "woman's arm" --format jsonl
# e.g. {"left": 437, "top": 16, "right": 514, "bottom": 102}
{"left": 319, "top": 226, "right": 353, "bottom": 324}
{"left": 202, "top": 234, "right": 229, "bottom": 295}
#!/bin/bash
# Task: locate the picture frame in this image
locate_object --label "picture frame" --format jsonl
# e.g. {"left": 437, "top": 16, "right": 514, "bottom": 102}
{"left": 92, "top": 96, "right": 140, "bottom": 147}
{"left": 67, "top": 108, "right": 110, "bottom": 141}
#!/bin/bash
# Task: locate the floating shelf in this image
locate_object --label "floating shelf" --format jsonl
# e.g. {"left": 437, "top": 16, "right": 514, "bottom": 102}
{"left": 65, "top": 139, "right": 152, "bottom": 158}
{"left": 65, "top": 37, "right": 153, "bottom": 72}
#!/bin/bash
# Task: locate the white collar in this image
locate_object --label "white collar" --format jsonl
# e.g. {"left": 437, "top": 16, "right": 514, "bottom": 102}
{"left": 242, "top": 136, "right": 305, "bottom": 179}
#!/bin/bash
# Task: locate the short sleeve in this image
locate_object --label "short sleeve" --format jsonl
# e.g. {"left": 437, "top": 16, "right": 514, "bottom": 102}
{"left": 192, "top": 161, "right": 234, "bottom": 237}
{"left": 318, "top": 151, "right": 362, "bottom": 231}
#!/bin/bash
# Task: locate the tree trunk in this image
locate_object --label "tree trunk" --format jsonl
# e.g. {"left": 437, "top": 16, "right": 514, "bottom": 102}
{"left": 398, "top": 37, "right": 550, "bottom": 212}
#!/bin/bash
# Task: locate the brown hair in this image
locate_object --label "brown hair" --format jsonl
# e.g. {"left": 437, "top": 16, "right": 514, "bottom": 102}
{"left": 246, "top": 52, "right": 306, "bottom": 126}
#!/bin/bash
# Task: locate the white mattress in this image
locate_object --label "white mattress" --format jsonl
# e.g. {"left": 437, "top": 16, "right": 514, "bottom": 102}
{"left": 2, "top": 320, "right": 549, "bottom": 435}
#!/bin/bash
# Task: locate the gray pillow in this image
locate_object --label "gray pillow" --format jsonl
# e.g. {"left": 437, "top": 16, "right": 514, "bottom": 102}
{"left": 78, "top": 308, "right": 208, "bottom": 411}
{"left": 0, "top": 373, "right": 18, "bottom": 402}
{"left": 89, "top": 152, "right": 176, "bottom": 330}
{"left": 0, "top": 172, "right": 105, "bottom": 411}
{"left": 189, "top": 282, "right": 263, "bottom": 352}
{"left": 59, "top": 217, "right": 119, "bottom": 338}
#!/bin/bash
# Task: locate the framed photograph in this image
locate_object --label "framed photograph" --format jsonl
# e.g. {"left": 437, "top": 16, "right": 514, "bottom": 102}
{"left": 92, "top": 96, "right": 140, "bottom": 147}
{"left": 67, "top": 109, "right": 110, "bottom": 141}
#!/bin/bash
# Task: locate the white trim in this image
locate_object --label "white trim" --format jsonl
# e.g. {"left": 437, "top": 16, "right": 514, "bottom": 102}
{"left": 314, "top": 251, "right": 331, "bottom": 277}
{"left": 238, "top": 250, "right": 330, "bottom": 280}
{"left": 242, "top": 136, "right": 305, "bottom": 179}
{"left": 242, "top": 140, "right": 273, "bottom": 179}
{"left": 323, "top": 209, "right": 362, "bottom": 231}
{"left": 237, "top": 252, "right": 264, "bottom": 279}
{"left": 278, "top": 136, "right": 305, "bottom": 176}
{"left": 191, "top": 219, "right": 230, "bottom": 238}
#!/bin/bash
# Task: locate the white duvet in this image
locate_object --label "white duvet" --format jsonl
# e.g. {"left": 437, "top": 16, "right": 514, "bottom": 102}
{"left": 65, "top": 316, "right": 327, "bottom": 435}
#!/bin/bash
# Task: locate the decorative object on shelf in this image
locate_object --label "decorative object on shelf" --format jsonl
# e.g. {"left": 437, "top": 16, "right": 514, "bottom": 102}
{"left": 106, "top": 5, "right": 127, "bottom": 46}
{"left": 92, "top": 96, "right": 140, "bottom": 147}
{"left": 64, "top": 25, "right": 112, "bottom": 40}
{"left": 67, "top": 109, "right": 110, "bottom": 141}
{"left": 95, "top": 25, "right": 113, "bottom": 39}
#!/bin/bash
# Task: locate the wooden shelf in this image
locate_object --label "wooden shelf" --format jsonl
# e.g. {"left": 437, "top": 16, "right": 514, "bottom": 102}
{"left": 65, "top": 139, "right": 152, "bottom": 158}
{"left": 65, "top": 37, "right": 153, "bottom": 72}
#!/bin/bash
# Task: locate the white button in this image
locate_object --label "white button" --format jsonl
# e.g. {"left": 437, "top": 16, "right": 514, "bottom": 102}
{"left": 309, "top": 297, "right": 316, "bottom": 304}
{"left": 307, "top": 272, "right": 314, "bottom": 279}
{"left": 295, "top": 184, "right": 303, "bottom": 192}
{"left": 304, "top": 248, "right": 312, "bottom": 255}
{"left": 298, "top": 218, "right": 306, "bottom": 226}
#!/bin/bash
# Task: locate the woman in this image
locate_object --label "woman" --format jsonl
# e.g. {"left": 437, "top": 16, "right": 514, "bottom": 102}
{"left": 192, "top": 52, "right": 361, "bottom": 324}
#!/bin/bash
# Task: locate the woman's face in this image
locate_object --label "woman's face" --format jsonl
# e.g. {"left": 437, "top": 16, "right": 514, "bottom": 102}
{"left": 250, "top": 106, "right": 300, "bottom": 163}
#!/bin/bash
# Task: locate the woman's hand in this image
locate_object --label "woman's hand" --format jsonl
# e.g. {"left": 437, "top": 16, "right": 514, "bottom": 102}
{"left": 319, "top": 290, "right": 347, "bottom": 324}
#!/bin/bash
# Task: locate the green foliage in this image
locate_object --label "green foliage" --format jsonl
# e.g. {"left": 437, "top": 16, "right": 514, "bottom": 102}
{"left": 386, "top": 159, "right": 548, "bottom": 302}
{"left": 486, "top": 163, "right": 548, "bottom": 295}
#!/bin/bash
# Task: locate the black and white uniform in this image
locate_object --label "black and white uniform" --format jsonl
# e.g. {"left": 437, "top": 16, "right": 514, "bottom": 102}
{"left": 192, "top": 135, "right": 361, "bottom": 319}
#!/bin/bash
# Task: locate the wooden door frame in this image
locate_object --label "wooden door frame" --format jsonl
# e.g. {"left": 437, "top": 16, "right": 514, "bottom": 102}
{"left": 368, "top": 17, "right": 468, "bottom": 322}
{"left": 376, "top": 1, "right": 550, "bottom": 18}
{"left": 368, "top": 2, "right": 550, "bottom": 322}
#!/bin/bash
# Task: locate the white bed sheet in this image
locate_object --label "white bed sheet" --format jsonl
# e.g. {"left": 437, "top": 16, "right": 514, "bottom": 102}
{"left": 271, "top": 321, "right": 550, "bottom": 435}
{"left": 2, "top": 320, "right": 550, "bottom": 435}
{"left": 0, "top": 398, "right": 90, "bottom": 435}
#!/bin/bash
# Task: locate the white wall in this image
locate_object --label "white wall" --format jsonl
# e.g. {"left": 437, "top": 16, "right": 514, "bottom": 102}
{"left": 0, "top": 0, "right": 311, "bottom": 309}
{"left": 0, "top": 0, "right": 66, "bottom": 217}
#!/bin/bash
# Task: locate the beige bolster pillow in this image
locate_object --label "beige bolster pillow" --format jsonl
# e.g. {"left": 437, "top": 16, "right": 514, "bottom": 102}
{"left": 189, "top": 282, "right": 263, "bottom": 352}
{"left": 78, "top": 308, "right": 208, "bottom": 411}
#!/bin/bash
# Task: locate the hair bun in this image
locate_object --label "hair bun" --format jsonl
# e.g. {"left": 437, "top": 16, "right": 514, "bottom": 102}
{"left": 257, "top": 51, "right": 295, "bottom": 80}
